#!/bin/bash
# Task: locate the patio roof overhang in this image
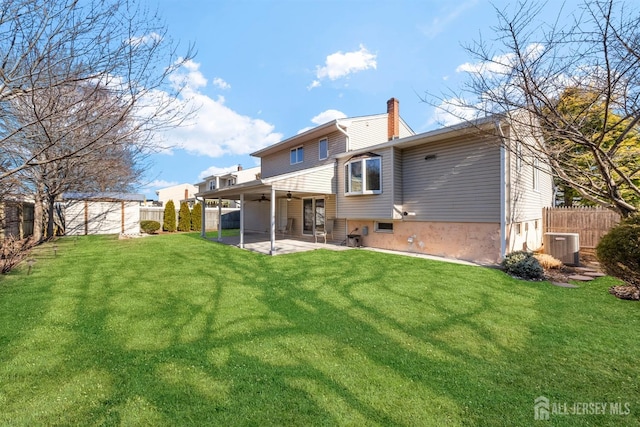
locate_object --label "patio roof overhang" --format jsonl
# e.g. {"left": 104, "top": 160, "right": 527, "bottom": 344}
{"left": 195, "top": 179, "right": 272, "bottom": 201}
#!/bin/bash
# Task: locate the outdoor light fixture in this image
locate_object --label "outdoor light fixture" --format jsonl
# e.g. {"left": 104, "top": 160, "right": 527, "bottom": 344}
{"left": 424, "top": 154, "right": 437, "bottom": 161}
{"left": 286, "top": 192, "right": 292, "bottom": 201}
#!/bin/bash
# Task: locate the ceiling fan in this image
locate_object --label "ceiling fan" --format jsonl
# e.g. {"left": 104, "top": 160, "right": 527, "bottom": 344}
{"left": 252, "top": 194, "right": 270, "bottom": 202}
{"left": 283, "top": 191, "right": 301, "bottom": 201}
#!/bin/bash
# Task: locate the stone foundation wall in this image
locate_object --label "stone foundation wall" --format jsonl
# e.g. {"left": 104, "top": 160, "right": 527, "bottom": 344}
{"left": 347, "top": 220, "right": 502, "bottom": 264}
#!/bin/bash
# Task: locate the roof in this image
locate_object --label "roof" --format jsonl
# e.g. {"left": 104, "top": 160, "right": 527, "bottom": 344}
{"left": 251, "top": 120, "right": 347, "bottom": 158}
{"left": 335, "top": 115, "right": 503, "bottom": 158}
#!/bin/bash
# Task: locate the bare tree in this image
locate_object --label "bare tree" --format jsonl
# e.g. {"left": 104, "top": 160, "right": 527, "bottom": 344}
{"left": 0, "top": 0, "right": 194, "bottom": 240}
{"left": 427, "top": 0, "right": 640, "bottom": 217}
{"left": 0, "top": 0, "right": 193, "bottom": 180}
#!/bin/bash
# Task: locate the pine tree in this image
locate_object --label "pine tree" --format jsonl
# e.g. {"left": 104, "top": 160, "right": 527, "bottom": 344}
{"left": 163, "top": 200, "right": 176, "bottom": 232}
{"left": 191, "top": 202, "right": 202, "bottom": 231}
{"left": 178, "top": 201, "right": 191, "bottom": 232}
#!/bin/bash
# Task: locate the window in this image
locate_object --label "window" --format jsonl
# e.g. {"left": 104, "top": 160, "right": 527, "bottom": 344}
{"left": 515, "top": 142, "right": 522, "bottom": 171}
{"left": 375, "top": 222, "right": 394, "bottom": 233}
{"left": 208, "top": 181, "right": 216, "bottom": 191}
{"left": 290, "top": 146, "right": 304, "bottom": 164}
{"left": 319, "top": 138, "right": 328, "bottom": 160}
{"left": 344, "top": 155, "right": 382, "bottom": 195}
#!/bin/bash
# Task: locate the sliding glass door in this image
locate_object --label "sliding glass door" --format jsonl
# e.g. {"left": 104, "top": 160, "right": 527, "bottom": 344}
{"left": 302, "top": 198, "right": 324, "bottom": 235}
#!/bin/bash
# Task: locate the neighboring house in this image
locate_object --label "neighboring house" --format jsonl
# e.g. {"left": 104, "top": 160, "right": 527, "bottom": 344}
{"left": 62, "top": 193, "right": 144, "bottom": 236}
{"left": 195, "top": 165, "right": 261, "bottom": 208}
{"left": 196, "top": 98, "right": 553, "bottom": 264}
{"left": 156, "top": 183, "right": 198, "bottom": 207}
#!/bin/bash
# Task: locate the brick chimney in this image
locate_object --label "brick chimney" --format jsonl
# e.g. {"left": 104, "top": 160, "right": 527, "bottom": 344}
{"left": 387, "top": 98, "right": 399, "bottom": 141}
{"left": 237, "top": 164, "right": 243, "bottom": 171}
{"left": 184, "top": 188, "right": 189, "bottom": 200}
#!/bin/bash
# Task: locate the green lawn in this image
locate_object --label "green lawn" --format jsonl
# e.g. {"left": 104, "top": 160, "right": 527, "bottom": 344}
{"left": 0, "top": 234, "right": 638, "bottom": 426}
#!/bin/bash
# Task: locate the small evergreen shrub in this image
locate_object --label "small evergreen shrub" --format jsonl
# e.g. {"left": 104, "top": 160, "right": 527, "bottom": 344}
{"left": 502, "top": 250, "right": 545, "bottom": 280}
{"left": 140, "top": 220, "right": 160, "bottom": 234}
{"left": 597, "top": 215, "right": 640, "bottom": 287}
{"left": 178, "top": 201, "right": 191, "bottom": 232}
{"left": 191, "top": 203, "right": 202, "bottom": 231}
{"left": 163, "top": 200, "right": 176, "bottom": 232}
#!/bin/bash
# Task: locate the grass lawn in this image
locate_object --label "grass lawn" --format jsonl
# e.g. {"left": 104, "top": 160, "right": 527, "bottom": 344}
{"left": 0, "top": 234, "right": 638, "bottom": 426}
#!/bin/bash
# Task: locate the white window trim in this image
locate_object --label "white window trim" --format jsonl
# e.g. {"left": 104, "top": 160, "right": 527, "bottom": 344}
{"left": 344, "top": 156, "right": 382, "bottom": 196}
{"left": 290, "top": 146, "right": 304, "bottom": 165}
{"left": 319, "top": 138, "right": 328, "bottom": 160}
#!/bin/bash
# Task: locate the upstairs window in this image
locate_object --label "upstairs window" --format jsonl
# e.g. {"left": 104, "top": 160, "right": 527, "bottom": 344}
{"left": 344, "top": 154, "right": 382, "bottom": 195}
{"left": 319, "top": 138, "right": 328, "bottom": 160}
{"left": 208, "top": 181, "right": 216, "bottom": 191}
{"left": 290, "top": 146, "right": 304, "bottom": 164}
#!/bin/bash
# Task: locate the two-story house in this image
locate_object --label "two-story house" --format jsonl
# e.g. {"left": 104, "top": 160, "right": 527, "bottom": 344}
{"left": 197, "top": 99, "right": 553, "bottom": 264}
{"left": 196, "top": 165, "right": 261, "bottom": 208}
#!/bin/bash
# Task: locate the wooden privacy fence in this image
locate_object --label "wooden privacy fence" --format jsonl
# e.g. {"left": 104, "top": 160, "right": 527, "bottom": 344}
{"left": 543, "top": 207, "right": 621, "bottom": 249}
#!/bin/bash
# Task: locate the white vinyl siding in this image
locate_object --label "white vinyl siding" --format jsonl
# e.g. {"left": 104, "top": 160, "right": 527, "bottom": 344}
{"left": 267, "top": 165, "right": 335, "bottom": 194}
{"left": 507, "top": 137, "right": 553, "bottom": 223}
{"left": 337, "top": 148, "right": 394, "bottom": 219}
{"left": 401, "top": 136, "right": 501, "bottom": 222}
{"left": 261, "top": 130, "right": 345, "bottom": 178}
{"left": 348, "top": 116, "right": 391, "bottom": 151}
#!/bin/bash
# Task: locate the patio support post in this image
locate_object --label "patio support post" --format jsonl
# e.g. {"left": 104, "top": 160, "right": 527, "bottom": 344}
{"left": 200, "top": 198, "right": 206, "bottom": 238}
{"left": 217, "top": 198, "right": 222, "bottom": 242}
{"left": 269, "top": 187, "right": 276, "bottom": 255}
{"left": 239, "top": 193, "right": 244, "bottom": 249}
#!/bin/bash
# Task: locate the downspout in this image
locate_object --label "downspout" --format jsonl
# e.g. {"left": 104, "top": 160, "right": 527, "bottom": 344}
{"left": 495, "top": 121, "right": 507, "bottom": 260}
{"left": 335, "top": 121, "right": 349, "bottom": 237}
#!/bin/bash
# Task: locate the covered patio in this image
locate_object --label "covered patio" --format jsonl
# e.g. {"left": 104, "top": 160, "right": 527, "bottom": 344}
{"left": 196, "top": 177, "right": 342, "bottom": 255}
{"left": 212, "top": 232, "right": 352, "bottom": 255}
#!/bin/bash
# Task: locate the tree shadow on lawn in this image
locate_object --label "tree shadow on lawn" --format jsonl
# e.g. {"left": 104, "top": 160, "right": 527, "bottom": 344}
{"left": 1, "top": 236, "right": 637, "bottom": 425}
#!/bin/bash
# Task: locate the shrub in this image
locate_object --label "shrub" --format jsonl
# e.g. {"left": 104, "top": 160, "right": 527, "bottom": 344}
{"left": 178, "top": 202, "right": 191, "bottom": 232}
{"left": 597, "top": 215, "right": 640, "bottom": 287}
{"left": 191, "top": 202, "right": 202, "bottom": 231}
{"left": 534, "top": 253, "right": 563, "bottom": 270}
{"left": 1, "top": 236, "right": 34, "bottom": 274}
{"left": 163, "top": 200, "right": 176, "bottom": 232}
{"left": 502, "top": 250, "right": 545, "bottom": 280}
{"left": 140, "top": 220, "right": 160, "bottom": 234}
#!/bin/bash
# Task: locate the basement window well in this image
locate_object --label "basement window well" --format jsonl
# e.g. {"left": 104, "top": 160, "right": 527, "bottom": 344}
{"left": 344, "top": 154, "right": 381, "bottom": 195}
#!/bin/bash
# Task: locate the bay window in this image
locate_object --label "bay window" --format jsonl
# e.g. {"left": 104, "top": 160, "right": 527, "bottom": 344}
{"left": 344, "top": 154, "right": 382, "bottom": 195}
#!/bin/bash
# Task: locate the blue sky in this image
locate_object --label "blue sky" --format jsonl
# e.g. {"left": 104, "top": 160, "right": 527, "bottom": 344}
{"left": 138, "top": 0, "right": 578, "bottom": 199}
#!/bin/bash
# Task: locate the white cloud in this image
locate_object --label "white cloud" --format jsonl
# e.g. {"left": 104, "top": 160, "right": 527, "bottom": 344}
{"left": 307, "top": 80, "right": 321, "bottom": 91}
{"left": 212, "top": 77, "right": 230, "bottom": 90}
{"left": 169, "top": 58, "right": 207, "bottom": 91}
{"left": 197, "top": 165, "right": 238, "bottom": 180}
{"left": 456, "top": 43, "right": 545, "bottom": 75}
{"left": 311, "top": 109, "right": 347, "bottom": 125}
{"left": 309, "top": 45, "right": 377, "bottom": 89}
{"left": 147, "top": 60, "right": 283, "bottom": 158}
{"left": 428, "top": 97, "right": 482, "bottom": 127}
{"left": 129, "top": 32, "right": 163, "bottom": 47}
{"left": 141, "top": 179, "right": 179, "bottom": 194}
{"left": 419, "top": 1, "right": 478, "bottom": 39}
{"left": 296, "top": 109, "right": 347, "bottom": 134}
